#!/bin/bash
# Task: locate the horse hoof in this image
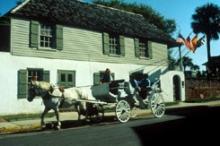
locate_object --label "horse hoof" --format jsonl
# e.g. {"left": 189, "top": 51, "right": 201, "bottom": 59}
{"left": 55, "top": 125, "right": 61, "bottom": 130}
{"left": 41, "top": 124, "right": 46, "bottom": 130}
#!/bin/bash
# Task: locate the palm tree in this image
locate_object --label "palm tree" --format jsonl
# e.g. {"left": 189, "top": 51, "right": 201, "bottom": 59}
{"left": 191, "top": 3, "right": 220, "bottom": 63}
{"left": 182, "top": 56, "right": 194, "bottom": 72}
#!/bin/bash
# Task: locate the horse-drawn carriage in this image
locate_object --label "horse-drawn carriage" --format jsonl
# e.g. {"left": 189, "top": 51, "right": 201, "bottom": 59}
{"left": 28, "top": 78, "right": 165, "bottom": 129}
{"left": 91, "top": 79, "right": 165, "bottom": 123}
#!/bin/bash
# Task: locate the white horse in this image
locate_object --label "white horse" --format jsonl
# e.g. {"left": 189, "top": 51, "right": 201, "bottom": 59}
{"left": 27, "top": 80, "right": 103, "bottom": 129}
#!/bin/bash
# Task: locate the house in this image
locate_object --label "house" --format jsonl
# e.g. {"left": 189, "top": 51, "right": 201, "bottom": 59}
{"left": 0, "top": 0, "right": 185, "bottom": 115}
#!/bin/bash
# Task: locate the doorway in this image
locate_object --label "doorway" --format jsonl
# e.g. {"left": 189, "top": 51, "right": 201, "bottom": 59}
{"left": 173, "top": 75, "right": 181, "bottom": 101}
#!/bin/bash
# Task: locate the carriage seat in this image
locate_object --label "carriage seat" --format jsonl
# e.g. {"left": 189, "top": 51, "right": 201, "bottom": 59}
{"left": 91, "top": 82, "right": 122, "bottom": 103}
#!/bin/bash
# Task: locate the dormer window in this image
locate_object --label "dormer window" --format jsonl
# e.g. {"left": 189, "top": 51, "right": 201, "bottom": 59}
{"left": 40, "top": 24, "right": 55, "bottom": 48}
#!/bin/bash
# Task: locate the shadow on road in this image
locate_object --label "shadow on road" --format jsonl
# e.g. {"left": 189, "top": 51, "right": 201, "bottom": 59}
{"left": 41, "top": 115, "right": 118, "bottom": 130}
{"left": 132, "top": 106, "right": 220, "bottom": 145}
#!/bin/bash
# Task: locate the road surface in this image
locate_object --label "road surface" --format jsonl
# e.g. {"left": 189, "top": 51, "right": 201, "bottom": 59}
{"left": 0, "top": 106, "right": 220, "bottom": 146}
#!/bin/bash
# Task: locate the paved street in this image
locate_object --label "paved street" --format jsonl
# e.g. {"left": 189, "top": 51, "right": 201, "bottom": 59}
{"left": 0, "top": 105, "right": 220, "bottom": 146}
{"left": 0, "top": 115, "right": 182, "bottom": 146}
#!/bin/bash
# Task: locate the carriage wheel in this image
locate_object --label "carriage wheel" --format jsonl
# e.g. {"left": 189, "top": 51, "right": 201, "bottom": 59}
{"left": 150, "top": 93, "right": 165, "bottom": 118}
{"left": 115, "top": 100, "right": 131, "bottom": 123}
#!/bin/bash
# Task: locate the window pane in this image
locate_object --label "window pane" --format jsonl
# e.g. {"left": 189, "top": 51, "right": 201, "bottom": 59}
{"left": 109, "top": 34, "right": 120, "bottom": 55}
{"left": 139, "top": 40, "right": 148, "bottom": 57}
{"left": 40, "top": 24, "right": 54, "bottom": 48}
{"left": 68, "top": 74, "right": 73, "bottom": 82}
{"left": 61, "top": 74, "right": 66, "bottom": 82}
{"left": 28, "top": 69, "right": 43, "bottom": 83}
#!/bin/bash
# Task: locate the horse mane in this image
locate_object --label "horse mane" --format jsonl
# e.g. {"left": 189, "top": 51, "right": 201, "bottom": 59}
{"left": 32, "top": 80, "right": 52, "bottom": 91}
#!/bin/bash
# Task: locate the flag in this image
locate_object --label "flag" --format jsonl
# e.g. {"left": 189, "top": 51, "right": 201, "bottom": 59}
{"left": 176, "top": 33, "right": 185, "bottom": 45}
{"left": 176, "top": 33, "right": 205, "bottom": 53}
{"left": 191, "top": 34, "right": 198, "bottom": 49}
{"left": 192, "top": 35, "right": 205, "bottom": 53}
{"left": 184, "top": 35, "right": 194, "bottom": 51}
{"left": 196, "top": 35, "right": 205, "bottom": 47}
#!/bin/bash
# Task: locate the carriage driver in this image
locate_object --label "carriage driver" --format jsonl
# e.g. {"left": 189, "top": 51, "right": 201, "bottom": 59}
{"left": 130, "top": 73, "right": 151, "bottom": 105}
{"left": 100, "top": 68, "right": 118, "bottom": 98}
{"left": 101, "top": 68, "right": 114, "bottom": 83}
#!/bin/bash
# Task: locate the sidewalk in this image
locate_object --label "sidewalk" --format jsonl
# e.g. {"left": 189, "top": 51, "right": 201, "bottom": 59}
{"left": 1, "top": 100, "right": 220, "bottom": 135}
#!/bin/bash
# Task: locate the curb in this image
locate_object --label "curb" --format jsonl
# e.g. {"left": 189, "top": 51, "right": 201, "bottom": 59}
{"left": 0, "top": 123, "right": 41, "bottom": 134}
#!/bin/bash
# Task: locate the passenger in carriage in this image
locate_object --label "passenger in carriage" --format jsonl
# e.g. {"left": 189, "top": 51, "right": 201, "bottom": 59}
{"left": 138, "top": 74, "right": 151, "bottom": 99}
{"left": 130, "top": 73, "right": 151, "bottom": 99}
{"left": 100, "top": 68, "right": 118, "bottom": 98}
{"left": 101, "top": 68, "right": 114, "bottom": 83}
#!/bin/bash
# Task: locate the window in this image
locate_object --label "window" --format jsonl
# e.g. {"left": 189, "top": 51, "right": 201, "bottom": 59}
{"left": 17, "top": 69, "right": 50, "bottom": 99}
{"left": 30, "top": 21, "right": 63, "bottom": 50}
{"left": 135, "top": 38, "right": 152, "bottom": 59}
{"left": 139, "top": 40, "right": 149, "bottom": 58}
{"left": 103, "top": 33, "right": 125, "bottom": 56}
{"left": 28, "top": 69, "right": 43, "bottom": 83}
{"left": 58, "top": 70, "right": 75, "bottom": 88}
{"left": 109, "top": 34, "right": 120, "bottom": 55}
{"left": 40, "top": 24, "right": 55, "bottom": 48}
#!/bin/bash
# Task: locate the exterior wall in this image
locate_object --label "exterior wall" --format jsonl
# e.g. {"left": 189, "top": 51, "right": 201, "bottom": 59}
{"left": 0, "top": 18, "right": 171, "bottom": 115}
{"left": 160, "top": 71, "right": 185, "bottom": 102}
{"left": 10, "top": 18, "right": 168, "bottom": 66}
{"left": 0, "top": 52, "right": 145, "bottom": 115}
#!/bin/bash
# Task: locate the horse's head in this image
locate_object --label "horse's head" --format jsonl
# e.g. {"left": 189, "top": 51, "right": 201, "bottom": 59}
{"left": 27, "top": 82, "right": 45, "bottom": 102}
{"left": 27, "top": 84, "right": 37, "bottom": 102}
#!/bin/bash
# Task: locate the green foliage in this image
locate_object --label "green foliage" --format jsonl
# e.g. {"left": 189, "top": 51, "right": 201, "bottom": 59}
{"left": 176, "top": 56, "right": 200, "bottom": 71}
{"left": 168, "top": 49, "right": 177, "bottom": 70}
{"left": 191, "top": 3, "right": 220, "bottom": 62}
{"left": 182, "top": 56, "right": 194, "bottom": 71}
{"left": 92, "top": 0, "right": 176, "bottom": 35}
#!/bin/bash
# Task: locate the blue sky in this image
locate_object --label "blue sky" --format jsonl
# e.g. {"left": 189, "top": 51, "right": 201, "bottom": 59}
{"left": 1, "top": 0, "right": 220, "bottom": 70}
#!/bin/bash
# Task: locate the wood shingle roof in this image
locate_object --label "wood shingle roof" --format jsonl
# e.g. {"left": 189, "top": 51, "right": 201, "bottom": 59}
{"left": 8, "top": 0, "right": 178, "bottom": 47}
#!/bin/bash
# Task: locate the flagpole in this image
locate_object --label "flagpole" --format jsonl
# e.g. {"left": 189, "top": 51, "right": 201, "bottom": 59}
{"left": 179, "top": 45, "right": 183, "bottom": 71}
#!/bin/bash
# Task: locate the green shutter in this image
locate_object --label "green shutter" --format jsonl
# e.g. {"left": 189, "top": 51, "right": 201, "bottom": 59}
{"left": 111, "top": 73, "right": 115, "bottom": 80}
{"left": 148, "top": 41, "right": 153, "bottom": 59}
{"left": 56, "top": 25, "right": 63, "bottom": 50}
{"left": 103, "top": 32, "right": 109, "bottom": 55}
{"left": 30, "top": 20, "right": 39, "bottom": 48}
{"left": 18, "top": 70, "right": 28, "bottom": 99}
{"left": 120, "top": 35, "right": 125, "bottom": 56}
{"left": 73, "top": 71, "right": 76, "bottom": 87}
{"left": 43, "top": 70, "right": 50, "bottom": 82}
{"left": 93, "top": 72, "right": 101, "bottom": 85}
{"left": 134, "top": 38, "right": 140, "bottom": 57}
